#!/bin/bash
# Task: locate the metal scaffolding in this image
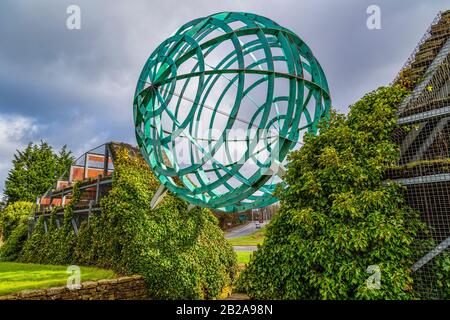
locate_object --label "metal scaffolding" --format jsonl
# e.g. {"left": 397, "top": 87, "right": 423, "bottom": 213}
{"left": 388, "top": 9, "right": 450, "bottom": 299}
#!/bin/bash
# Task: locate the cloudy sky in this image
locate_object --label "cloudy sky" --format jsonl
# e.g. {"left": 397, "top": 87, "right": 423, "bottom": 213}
{"left": 0, "top": 0, "right": 448, "bottom": 198}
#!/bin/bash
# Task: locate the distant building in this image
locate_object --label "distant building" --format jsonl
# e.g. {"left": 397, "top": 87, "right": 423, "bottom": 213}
{"left": 37, "top": 142, "right": 118, "bottom": 209}
{"left": 34, "top": 142, "right": 139, "bottom": 234}
{"left": 35, "top": 141, "right": 278, "bottom": 233}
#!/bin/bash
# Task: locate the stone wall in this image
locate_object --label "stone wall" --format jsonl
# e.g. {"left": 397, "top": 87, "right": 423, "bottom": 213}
{"left": 0, "top": 275, "right": 149, "bottom": 300}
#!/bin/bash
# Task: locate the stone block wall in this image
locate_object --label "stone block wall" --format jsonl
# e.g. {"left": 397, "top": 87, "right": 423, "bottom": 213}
{"left": 0, "top": 275, "right": 149, "bottom": 300}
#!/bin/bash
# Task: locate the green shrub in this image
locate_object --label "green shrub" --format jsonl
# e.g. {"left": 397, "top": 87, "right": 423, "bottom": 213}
{"left": 0, "top": 201, "right": 33, "bottom": 241}
{"left": 0, "top": 222, "right": 29, "bottom": 262}
{"left": 92, "top": 148, "right": 237, "bottom": 299}
{"left": 19, "top": 148, "right": 237, "bottom": 299}
{"left": 434, "top": 252, "right": 450, "bottom": 299}
{"left": 19, "top": 216, "right": 46, "bottom": 264}
{"left": 237, "top": 86, "right": 427, "bottom": 299}
{"left": 0, "top": 202, "right": 33, "bottom": 261}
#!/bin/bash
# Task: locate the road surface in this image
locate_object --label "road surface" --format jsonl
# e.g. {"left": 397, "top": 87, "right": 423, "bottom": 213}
{"left": 233, "top": 245, "right": 258, "bottom": 252}
{"left": 225, "top": 221, "right": 269, "bottom": 239}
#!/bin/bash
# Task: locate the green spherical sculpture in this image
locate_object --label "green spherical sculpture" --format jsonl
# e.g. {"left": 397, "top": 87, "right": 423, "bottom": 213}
{"left": 133, "top": 12, "right": 331, "bottom": 212}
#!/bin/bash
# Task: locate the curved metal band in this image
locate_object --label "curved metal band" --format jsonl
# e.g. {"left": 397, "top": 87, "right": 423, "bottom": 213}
{"left": 133, "top": 12, "right": 331, "bottom": 212}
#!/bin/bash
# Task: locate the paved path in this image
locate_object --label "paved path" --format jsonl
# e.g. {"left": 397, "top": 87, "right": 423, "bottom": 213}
{"left": 226, "top": 293, "right": 250, "bottom": 300}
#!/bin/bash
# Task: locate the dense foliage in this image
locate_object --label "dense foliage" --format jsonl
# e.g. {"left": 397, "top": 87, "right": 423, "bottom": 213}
{"left": 19, "top": 183, "right": 80, "bottom": 265}
{"left": 237, "top": 86, "right": 427, "bottom": 299}
{"left": 18, "top": 148, "right": 237, "bottom": 299}
{"left": 434, "top": 252, "right": 450, "bottom": 299}
{"left": 3, "top": 142, "right": 73, "bottom": 204}
{"left": 0, "top": 201, "right": 33, "bottom": 241}
{"left": 0, "top": 202, "right": 33, "bottom": 261}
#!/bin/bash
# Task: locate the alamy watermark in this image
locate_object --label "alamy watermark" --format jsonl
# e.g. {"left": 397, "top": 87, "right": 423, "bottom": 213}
{"left": 66, "top": 265, "right": 81, "bottom": 290}
{"left": 367, "top": 5, "right": 382, "bottom": 30}
{"left": 366, "top": 265, "right": 381, "bottom": 290}
{"left": 66, "top": 5, "right": 81, "bottom": 30}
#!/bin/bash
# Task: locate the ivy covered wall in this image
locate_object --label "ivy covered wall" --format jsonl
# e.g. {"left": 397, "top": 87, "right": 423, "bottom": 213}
{"left": 17, "top": 148, "right": 237, "bottom": 300}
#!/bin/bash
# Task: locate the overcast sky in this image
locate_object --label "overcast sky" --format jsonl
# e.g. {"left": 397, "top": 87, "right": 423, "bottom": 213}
{"left": 0, "top": 0, "right": 448, "bottom": 198}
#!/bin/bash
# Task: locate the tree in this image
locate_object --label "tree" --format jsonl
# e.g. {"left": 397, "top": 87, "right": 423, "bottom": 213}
{"left": 56, "top": 145, "right": 75, "bottom": 180}
{"left": 3, "top": 141, "right": 74, "bottom": 204}
{"left": 237, "top": 86, "right": 426, "bottom": 299}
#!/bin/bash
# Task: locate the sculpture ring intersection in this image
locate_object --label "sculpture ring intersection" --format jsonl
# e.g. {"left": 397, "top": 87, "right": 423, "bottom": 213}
{"left": 133, "top": 12, "right": 331, "bottom": 212}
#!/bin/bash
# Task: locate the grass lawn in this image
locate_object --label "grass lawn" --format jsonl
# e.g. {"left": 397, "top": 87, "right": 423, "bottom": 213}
{"left": 0, "top": 262, "right": 115, "bottom": 296}
{"left": 236, "top": 251, "right": 253, "bottom": 265}
{"left": 227, "top": 227, "right": 266, "bottom": 246}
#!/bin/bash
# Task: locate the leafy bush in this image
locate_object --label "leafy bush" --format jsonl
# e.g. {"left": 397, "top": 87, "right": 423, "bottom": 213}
{"left": 19, "top": 148, "right": 237, "bottom": 299}
{"left": 0, "top": 202, "right": 33, "bottom": 261}
{"left": 434, "top": 252, "right": 450, "bottom": 299}
{"left": 0, "top": 222, "right": 29, "bottom": 262}
{"left": 237, "top": 86, "right": 427, "bottom": 299}
{"left": 0, "top": 201, "right": 33, "bottom": 241}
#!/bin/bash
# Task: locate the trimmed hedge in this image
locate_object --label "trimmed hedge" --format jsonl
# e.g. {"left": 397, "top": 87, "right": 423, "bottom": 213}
{"left": 18, "top": 148, "right": 237, "bottom": 299}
